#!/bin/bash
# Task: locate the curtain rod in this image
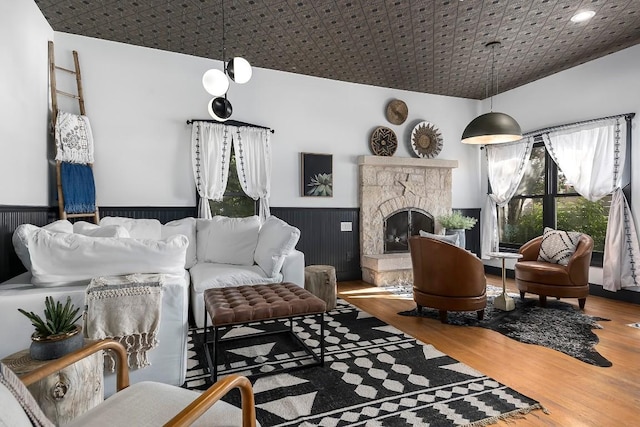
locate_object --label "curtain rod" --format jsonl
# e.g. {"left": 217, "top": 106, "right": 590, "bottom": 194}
{"left": 186, "top": 119, "right": 275, "bottom": 133}
{"left": 522, "top": 112, "right": 635, "bottom": 137}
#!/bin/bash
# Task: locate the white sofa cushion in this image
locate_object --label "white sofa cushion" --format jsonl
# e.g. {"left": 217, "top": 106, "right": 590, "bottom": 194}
{"left": 190, "top": 263, "right": 280, "bottom": 294}
{"left": 12, "top": 220, "right": 74, "bottom": 271}
{"left": 254, "top": 216, "right": 300, "bottom": 278}
{"left": 28, "top": 230, "right": 188, "bottom": 287}
{"left": 196, "top": 216, "right": 260, "bottom": 266}
{"left": 66, "top": 381, "right": 251, "bottom": 427}
{"left": 99, "top": 217, "right": 162, "bottom": 240}
{"left": 161, "top": 217, "right": 197, "bottom": 269}
{"left": 73, "top": 221, "right": 130, "bottom": 238}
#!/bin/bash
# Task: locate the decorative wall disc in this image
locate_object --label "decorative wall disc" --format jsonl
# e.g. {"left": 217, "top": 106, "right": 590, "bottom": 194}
{"left": 386, "top": 99, "right": 408, "bottom": 125}
{"left": 370, "top": 126, "right": 398, "bottom": 156}
{"left": 410, "top": 121, "right": 443, "bottom": 158}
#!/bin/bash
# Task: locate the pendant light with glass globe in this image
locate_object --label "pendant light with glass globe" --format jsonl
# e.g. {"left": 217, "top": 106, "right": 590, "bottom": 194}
{"left": 201, "top": 0, "right": 253, "bottom": 121}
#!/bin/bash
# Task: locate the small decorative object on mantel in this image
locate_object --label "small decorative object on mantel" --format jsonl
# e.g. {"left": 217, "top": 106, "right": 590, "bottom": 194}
{"left": 370, "top": 126, "right": 398, "bottom": 156}
{"left": 410, "top": 121, "right": 444, "bottom": 158}
{"left": 18, "top": 296, "right": 83, "bottom": 360}
{"left": 386, "top": 99, "right": 408, "bottom": 125}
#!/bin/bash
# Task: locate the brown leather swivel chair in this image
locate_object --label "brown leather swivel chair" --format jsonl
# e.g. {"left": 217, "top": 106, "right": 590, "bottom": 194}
{"left": 515, "top": 233, "right": 593, "bottom": 309}
{"left": 409, "top": 236, "right": 487, "bottom": 323}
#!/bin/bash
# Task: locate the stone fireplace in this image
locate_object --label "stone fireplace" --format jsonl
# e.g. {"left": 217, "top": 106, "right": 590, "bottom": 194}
{"left": 358, "top": 155, "right": 458, "bottom": 286}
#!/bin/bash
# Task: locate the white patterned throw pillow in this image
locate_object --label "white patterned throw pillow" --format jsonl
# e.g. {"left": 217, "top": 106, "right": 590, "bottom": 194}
{"left": 537, "top": 227, "right": 582, "bottom": 266}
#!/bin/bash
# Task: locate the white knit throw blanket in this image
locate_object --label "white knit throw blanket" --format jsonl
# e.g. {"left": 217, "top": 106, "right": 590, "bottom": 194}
{"left": 55, "top": 110, "right": 95, "bottom": 164}
{"left": 85, "top": 274, "right": 164, "bottom": 371}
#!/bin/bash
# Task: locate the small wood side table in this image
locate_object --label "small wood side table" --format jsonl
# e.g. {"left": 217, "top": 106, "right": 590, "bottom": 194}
{"left": 304, "top": 265, "right": 337, "bottom": 310}
{"left": 487, "top": 252, "right": 523, "bottom": 311}
{"left": 1, "top": 341, "right": 104, "bottom": 426}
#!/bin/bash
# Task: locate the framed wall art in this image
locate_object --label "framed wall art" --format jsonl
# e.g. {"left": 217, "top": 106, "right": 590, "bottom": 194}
{"left": 301, "top": 153, "right": 333, "bottom": 197}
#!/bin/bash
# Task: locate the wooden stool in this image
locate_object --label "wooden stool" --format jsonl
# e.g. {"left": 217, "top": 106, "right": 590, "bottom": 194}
{"left": 304, "top": 265, "right": 337, "bottom": 310}
{"left": 2, "top": 341, "right": 103, "bottom": 425}
{"left": 203, "top": 282, "right": 326, "bottom": 382}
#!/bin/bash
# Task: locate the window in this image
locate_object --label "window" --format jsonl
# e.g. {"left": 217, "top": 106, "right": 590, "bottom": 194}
{"left": 498, "top": 138, "right": 610, "bottom": 266}
{"left": 208, "top": 147, "right": 257, "bottom": 217}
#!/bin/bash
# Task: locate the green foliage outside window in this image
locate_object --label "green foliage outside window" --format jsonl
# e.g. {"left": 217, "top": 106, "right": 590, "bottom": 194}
{"left": 500, "top": 199, "right": 542, "bottom": 245}
{"left": 501, "top": 197, "right": 608, "bottom": 252}
{"left": 556, "top": 196, "right": 609, "bottom": 252}
{"left": 499, "top": 142, "right": 609, "bottom": 253}
{"left": 208, "top": 147, "right": 256, "bottom": 218}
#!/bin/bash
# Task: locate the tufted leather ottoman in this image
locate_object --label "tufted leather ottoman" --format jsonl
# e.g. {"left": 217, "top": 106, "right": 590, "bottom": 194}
{"left": 203, "top": 283, "right": 326, "bottom": 381}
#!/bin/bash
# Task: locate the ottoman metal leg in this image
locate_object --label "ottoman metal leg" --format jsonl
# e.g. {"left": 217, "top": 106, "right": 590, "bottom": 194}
{"left": 203, "top": 310, "right": 219, "bottom": 383}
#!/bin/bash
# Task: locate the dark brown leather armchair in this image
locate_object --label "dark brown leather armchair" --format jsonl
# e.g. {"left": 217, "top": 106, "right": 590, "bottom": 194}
{"left": 515, "top": 234, "right": 593, "bottom": 309}
{"left": 409, "top": 236, "right": 486, "bottom": 323}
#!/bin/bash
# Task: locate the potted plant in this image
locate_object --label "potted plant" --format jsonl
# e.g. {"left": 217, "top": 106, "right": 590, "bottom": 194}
{"left": 436, "top": 210, "right": 478, "bottom": 249}
{"left": 18, "top": 296, "right": 83, "bottom": 360}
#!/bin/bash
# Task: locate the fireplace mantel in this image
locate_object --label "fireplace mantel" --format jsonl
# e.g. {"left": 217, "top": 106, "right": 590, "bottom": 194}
{"left": 358, "top": 156, "right": 458, "bottom": 169}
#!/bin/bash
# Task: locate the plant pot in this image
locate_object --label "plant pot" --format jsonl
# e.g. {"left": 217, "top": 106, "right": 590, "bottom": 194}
{"left": 30, "top": 325, "right": 84, "bottom": 361}
{"left": 445, "top": 229, "right": 466, "bottom": 249}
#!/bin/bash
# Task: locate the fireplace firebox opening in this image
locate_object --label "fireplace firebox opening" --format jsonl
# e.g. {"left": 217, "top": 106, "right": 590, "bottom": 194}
{"left": 384, "top": 209, "right": 434, "bottom": 253}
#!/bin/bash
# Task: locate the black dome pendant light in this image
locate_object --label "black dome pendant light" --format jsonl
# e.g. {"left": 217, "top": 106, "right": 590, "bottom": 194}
{"left": 462, "top": 41, "right": 522, "bottom": 145}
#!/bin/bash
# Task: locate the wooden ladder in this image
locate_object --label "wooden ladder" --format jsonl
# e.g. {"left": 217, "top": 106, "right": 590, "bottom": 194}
{"left": 48, "top": 40, "right": 99, "bottom": 224}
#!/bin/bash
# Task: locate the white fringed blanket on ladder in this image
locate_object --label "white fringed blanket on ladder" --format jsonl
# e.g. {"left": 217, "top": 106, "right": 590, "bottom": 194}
{"left": 55, "top": 110, "right": 95, "bottom": 164}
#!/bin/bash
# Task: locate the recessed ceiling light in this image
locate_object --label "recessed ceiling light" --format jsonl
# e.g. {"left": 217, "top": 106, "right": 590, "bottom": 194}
{"left": 571, "top": 10, "right": 596, "bottom": 23}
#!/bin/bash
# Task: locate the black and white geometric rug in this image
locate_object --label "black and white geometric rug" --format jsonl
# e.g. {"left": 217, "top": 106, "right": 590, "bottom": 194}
{"left": 184, "top": 300, "right": 545, "bottom": 426}
{"left": 398, "top": 285, "right": 612, "bottom": 367}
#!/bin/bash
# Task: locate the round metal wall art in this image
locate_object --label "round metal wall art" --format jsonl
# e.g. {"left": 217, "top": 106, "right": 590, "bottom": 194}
{"left": 410, "top": 121, "right": 443, "bottom": 158}
{"left": 370, "top": 126, "right": 398, "bottom": 156}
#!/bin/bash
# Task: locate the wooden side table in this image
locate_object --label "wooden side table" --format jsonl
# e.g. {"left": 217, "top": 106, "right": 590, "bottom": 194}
{"left": 304, "top": 265, "right": 337, "bottom": 310}
{"left": 1, "top": 341, "right": 104, "bottom": 426}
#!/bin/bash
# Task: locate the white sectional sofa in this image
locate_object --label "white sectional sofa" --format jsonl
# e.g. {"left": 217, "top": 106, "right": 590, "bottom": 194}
{"left": 0, "top": 214, "right": 304, "bottom": 394}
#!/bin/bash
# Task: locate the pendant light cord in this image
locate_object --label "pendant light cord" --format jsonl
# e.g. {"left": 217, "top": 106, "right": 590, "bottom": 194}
{"left": 485, "top": 41, "right": 501, "bottom": 112}
{"left": 490, "top": 42, "right": 495, "bottom": 111}
{"left": 494, "top": 43, "right": 499, "bottom": 105}
{"left": 221, "top": 0, "right": 226, "bottom": 65}
{"left": 221, "top": 0, "right": 227, "bottom": 101}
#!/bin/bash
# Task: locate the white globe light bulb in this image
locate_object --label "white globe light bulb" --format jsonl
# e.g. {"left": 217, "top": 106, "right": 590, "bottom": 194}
{"left": 228, "top": 57, "right": 253, "bottom": 84}
{"left": 202, "top": 69, "right": 229, "bottom": 96}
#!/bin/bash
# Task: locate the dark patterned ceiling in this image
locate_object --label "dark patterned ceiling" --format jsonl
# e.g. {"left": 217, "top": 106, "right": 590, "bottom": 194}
{"left": 34, "top": 0, "right": 640, "bottom": 99}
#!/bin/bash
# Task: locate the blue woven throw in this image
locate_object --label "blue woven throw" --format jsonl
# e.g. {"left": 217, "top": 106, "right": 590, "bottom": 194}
{"left": 60, "top": 162, "right": 96, "bottom": 213}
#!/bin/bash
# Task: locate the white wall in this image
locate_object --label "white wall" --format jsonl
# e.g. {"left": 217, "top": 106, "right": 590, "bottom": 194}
{"left": 0, "top": 1, "right": 52, "bottom": 205}
{"left": 48, "top": 32, "right": 482, "bottom": 208}
{"left": 484, "top": 44, "right": 640, "bottom": 287}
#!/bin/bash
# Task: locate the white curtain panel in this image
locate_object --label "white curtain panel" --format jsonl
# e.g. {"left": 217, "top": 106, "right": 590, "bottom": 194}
{"left": 232, "top": 127, "right": 272, "bottom": 222}
{"left": 542, "top": 119, "right": 639, "bottom": 291}
{"left": 542, "top": 120, "right": 623, "bottom": 201}
{"left": 191, "top": 122, "right": 232, "bottom": 219}
{"left": 481, "top": 137, "right": 533, "bottom": 258}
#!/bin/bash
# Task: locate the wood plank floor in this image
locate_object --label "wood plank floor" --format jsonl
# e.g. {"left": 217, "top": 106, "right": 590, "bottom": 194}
{"left": 337, "top": 275, "right": 640, "bottom": 426}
